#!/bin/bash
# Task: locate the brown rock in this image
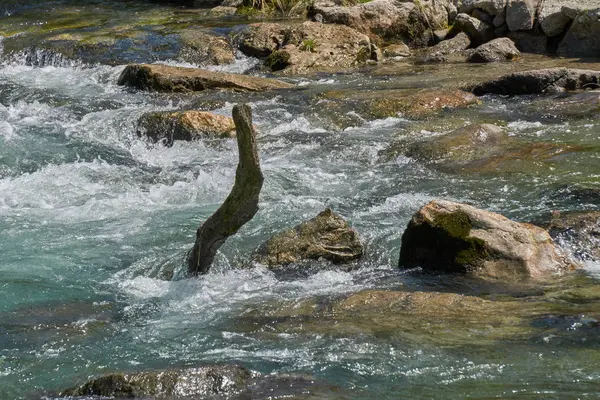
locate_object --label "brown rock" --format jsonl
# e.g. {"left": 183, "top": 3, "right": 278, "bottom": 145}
{"left": 415, "top": 32, "right": 471, "bottom": 63}
{"left": 399, "top": 200, "right": 577, "bottom": 281}
{"left": 467, "top": 37, "right": 521, "bottom": 63}
{"left": 253, "top": 208, "right": 363, "bottom": 267}
{"left": 546, "top": 211, "right": 600, "bottom": 261}
{"left": 178, "top": 30, "right": 235, "bottom": 65}
{"left": 117, "top": 64, "right": 293, "bottom": 92}
{"left": 137, "top": 111, "right": 236, "bottom": 146}
{"left": 237, "top": 22, "right": 372, "bottom": 74}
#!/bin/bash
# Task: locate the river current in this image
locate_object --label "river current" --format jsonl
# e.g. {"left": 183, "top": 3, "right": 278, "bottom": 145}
{"left": 1, "top": 2, "right": 600, "bottom": 399}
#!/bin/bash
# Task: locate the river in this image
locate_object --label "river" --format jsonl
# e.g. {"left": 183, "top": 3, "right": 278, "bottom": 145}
{"left": 1, "top": 1, "right": 600, "bottom": 399}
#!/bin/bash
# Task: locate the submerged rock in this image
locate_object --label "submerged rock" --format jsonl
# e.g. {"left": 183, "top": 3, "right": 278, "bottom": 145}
{"left": 525, "top": 90, "right": 600, "bottom": 118}
{"left": 137, "top": 111, "right": 236, "bottom": 145}
{"left": 399, "top": 200, "right": 577, "bottom": 281}
{"left": 253, "top": 208, "right": 363, "bottom": 267}
{"left": 469, "top": 68, "right": 600, "bottom": 95}
{"left": 61, "top": 364, "right": 253, "bottom": 398}
{"left": 546, "top": 211, "right": 600, "bottom": 261}
{"left": 237, "top": 21, "right": 372, "bottom": 74}
{"left": 415, "top": 32, "right": 471, "bottom": 63}
{"left": 467, "top": 37, "right": 520, "bottom": 63}
{"left": 359, "top": 89, "right": 479, "bottom": 119}
{"left": 117, "top": 64, "right": 293, "bottom": 92}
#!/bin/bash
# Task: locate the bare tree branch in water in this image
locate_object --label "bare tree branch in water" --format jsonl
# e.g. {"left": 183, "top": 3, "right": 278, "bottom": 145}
{"left": 188, "top": 104, "right": 263, "bottom": 276}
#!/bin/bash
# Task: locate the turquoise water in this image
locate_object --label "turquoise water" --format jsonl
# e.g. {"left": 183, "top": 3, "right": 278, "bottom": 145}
{"left": 1, "top": 2, "right": 600, "bottom": 399}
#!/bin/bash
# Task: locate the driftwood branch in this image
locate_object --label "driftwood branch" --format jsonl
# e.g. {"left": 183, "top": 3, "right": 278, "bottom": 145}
{"left": 188, "top": 104, "right": 264, "bottom": 276}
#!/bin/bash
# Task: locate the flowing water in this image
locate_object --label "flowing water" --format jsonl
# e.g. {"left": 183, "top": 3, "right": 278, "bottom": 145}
{"left": 1, "top": 1, "right": 600, "bottom": 399}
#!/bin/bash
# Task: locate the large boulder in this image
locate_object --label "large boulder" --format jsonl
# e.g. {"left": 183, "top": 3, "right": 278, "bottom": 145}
{"left": 452, "top": 13, "right": 495, "bottom": 46}
{"left": 506, "top": 31, "right": 548, "bottom": 53}
{"left": 415, "top": 32, "right": 471, "bottom": 63}
{"left": 399, "top": 200, "right": 577, "bottom": 280}
{"left": 61, "top": 365, "right": 253, "bottom": 398}
{"left": 557, "top": 8, "right": 600, "bottom": 58}
{"left": 310, "top": 0, "right": 450, "bottom": 46}
{"left": 469, "top": 68, "right": 600, "bottom": 95}
{"left": 539, "top": 0, "right": 581, "bottom": 37}
{"left": 467, "top": 37, "right": 520, "bottom": 62}
{"left": 546, "top": 211, "right": 600, "bottom": 261}
{"left": 137, "top": 111, "right": 236, "bottom": 146}
{"left": 237, "top": 22, "right": 373, "bottom": 74}
{"left": 506, "top": 0, "right": 540, "bottom": 31}
{"left": 253, "top": 208, "right": 363, "bottom": 267}
{"left": 117, "top": 64, "right": 293, "bottom": 92}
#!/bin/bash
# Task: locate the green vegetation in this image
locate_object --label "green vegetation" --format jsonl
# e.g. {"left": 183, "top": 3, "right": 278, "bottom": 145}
{"left": 300, "top": 38, "right": 317, "bottom": 52}
{"left": 241, "top": 0, "right": 313, "bottom": 16}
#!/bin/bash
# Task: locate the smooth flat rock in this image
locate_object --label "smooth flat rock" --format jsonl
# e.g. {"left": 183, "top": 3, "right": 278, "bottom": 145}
{"left": 117, "top": 64, "right": 293, "bottom": 92}
{"left": 469, "top": 68, "right": 600, "bottom": 95}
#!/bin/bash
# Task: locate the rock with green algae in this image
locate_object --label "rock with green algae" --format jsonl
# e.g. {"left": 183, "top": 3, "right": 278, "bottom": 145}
{"left": 399, "top": 200, "right": 578, "bottom": 281}
{"left": 253, "top": 208, "right": 363, "bottom": 267}
{"left": 232, "top": 284, "right": 600, "bottom": 346}
{"left": 60, "top": 365, "right": 253, "bottom": 398}
{"left": 137, "top": 110, "right": 236, "bottom": 146}
{"left": 117, "top": 64, "right": 294, "bottom": 93}
{"left": 236, "top": 21, "right": 373, "bottom": 74}
{"left": 380, "top": 123, "right": 589, "bottom": 174}
{"left": 178, "top": 29, "right": 235, "bottom": 66}
{"left": 318, "top": 88, "right": 479, "bottom": 120}
{"left": 525, "top": 90, "right": 600, "bottom": 119}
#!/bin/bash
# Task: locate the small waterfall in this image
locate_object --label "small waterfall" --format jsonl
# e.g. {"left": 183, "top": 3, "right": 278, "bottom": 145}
{"left": 4, "top": 47, "right": 84, "bottom": 68}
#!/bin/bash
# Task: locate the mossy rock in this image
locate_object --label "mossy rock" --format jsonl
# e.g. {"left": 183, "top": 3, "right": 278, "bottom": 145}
{"left": 399, "top": 200, "right": 578, "bottom": 281}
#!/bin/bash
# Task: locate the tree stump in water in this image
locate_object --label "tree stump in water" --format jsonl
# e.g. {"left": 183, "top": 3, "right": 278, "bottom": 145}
{"left": 188, "top": 104, "right": 263, "bottom": 276}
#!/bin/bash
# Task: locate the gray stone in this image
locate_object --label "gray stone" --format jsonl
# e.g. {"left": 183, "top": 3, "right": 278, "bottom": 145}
{"left": 383, "top": 43, "right": 411, "bottom": 57}
{"left": 459, "top": 0, "right": 507, "bottom": 15}
{"left": 539, "top": 0, "right": 577, "bottom": 36}
{"left": 507, "top": 31, "right": 547, "bottom": 53}
{"left": 506, "top": 0, "right": 540, "bottom": 31}
{"left": 415, "top": 32, "right": 471, "bottom": 63}
{"left": 470, "top": 68, "right": 600, "bottom": 95}
{"left": 467, "top": 37, "right": 521, "bottom": 62}
{"left": 557, "top": 8, "right": 600, "bottom": 58}
{"left": 473, "top": 8, "right": 494, "bottom": 24}
{"left": 493, "top": 11, "right": 506, "bottom": 27}
{"left": 399, "top": 200, "right": 577, "bottom": 281}
{"left": 454, "top": 13, "right": 495, "bottom": 45}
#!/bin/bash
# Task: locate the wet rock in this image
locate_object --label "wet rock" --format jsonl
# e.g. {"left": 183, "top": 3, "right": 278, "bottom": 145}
{"left": 506, "top": 31, "right": 547, "bottom": 53}
{"left": 117, "top": 64, "right": 293, "bottom": 92}
{"left": 467, "top": 37, "right": 520, "bottom": 62}
{"left": 137, "top": 111, "right": 236, "bottom": 146}
{"left": 415, "top": 32, "right": 471, "bottom": 63}
{"left": 400, "top": 123, "right": 510, "bottom": 168}
{"left": 237, "top": 21, "right": 372, "bottom": 74}
{"left": 399, "top": 200, "right": 577, "bottom": 281}
{"left": 383, "top": 43, "right": 411, "bottom": 58}
{"left": 238, "top": 288, "right": 588, "bottom": 345}
{"left": 453, "top": 13, "right": 495, "bottom": 46}
{"left": 310, "top": 0, "right": 450, "bottom": 46}
{"left": 546, "top": 211, "right": 600, "bottom": 261}
{"left": 557, "top": 8, "right": 600, "bottom": 58}
{"left": 506, "top": 0, "right": 540, "bottom": 31}
{"left": 61, "top": 364, "right": 254, "bottom": 398}
{"left": 469, "top": 68, "right": 600, "bottom": 95}
{"left": 365, "top": 89, "right": 479, "bottom": 119}
{"left": 253, "top": 208, "right": 363, "bottom": 267}
{"left": 525, "top": 90, "right": 600, "bottom": 118}
{"left": 178, "top": 30, "right": 235, "bottom": 65}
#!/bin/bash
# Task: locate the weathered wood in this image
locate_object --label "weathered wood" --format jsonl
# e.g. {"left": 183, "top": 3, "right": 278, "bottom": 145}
{"left": 188, "top": 104, "right": 264, "bottom": 276}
